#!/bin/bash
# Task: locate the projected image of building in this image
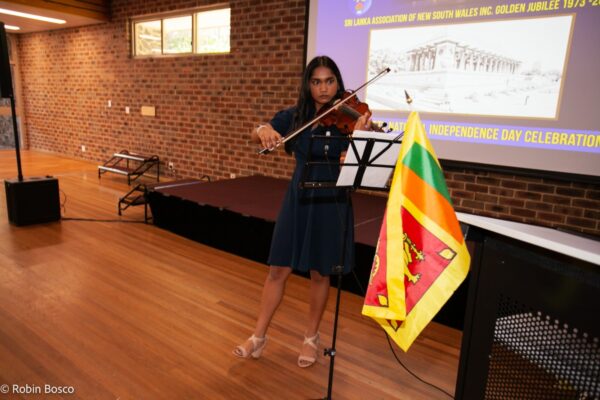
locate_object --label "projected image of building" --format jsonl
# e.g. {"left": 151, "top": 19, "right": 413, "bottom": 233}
{"left": 366, "top": 16, "right": 573, "bottom": 118}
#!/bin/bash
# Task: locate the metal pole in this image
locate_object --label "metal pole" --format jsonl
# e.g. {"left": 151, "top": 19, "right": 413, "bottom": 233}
{"left": 322, "top": 187, "right": 352, "bottom": 400}
{"left": 10, "top": 94, "right": 23, "bottom": 181}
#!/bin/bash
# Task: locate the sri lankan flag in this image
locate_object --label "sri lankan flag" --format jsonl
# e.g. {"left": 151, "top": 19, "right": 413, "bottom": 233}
{"left": 362, "top": 112, "right": 470, "bottom": 351}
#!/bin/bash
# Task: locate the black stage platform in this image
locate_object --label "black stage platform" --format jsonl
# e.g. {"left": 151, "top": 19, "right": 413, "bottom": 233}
{"left": 147, "top": 175, "right": 467, "bottom": 329}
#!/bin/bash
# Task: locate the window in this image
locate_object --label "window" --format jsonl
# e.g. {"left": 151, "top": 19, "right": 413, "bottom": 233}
{"left": 132, "top": 7, "right": 230, "bottom": 57}
{"left": 196, "top": 8, "right": 230, "bottom": 54}
{"left": 163, "top": 16, "right": 192, "bottom": 54}
{"left": 135, "top": 20, "right": 161, "bottom": 55}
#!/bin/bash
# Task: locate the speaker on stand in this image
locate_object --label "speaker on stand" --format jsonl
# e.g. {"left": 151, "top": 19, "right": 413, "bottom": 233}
{"left": 1, "top": 22, "right": 61, "bottom": 226}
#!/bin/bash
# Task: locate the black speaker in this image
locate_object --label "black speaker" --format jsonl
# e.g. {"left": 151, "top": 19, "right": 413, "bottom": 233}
{"left": 5, "top": 177, "right": 61, "bottom": 226}
{"left": 0, "top": 22, "right": 14, "bottom": 98}
{"left": 455, "top": 232, "right": 600, "bottom": 399}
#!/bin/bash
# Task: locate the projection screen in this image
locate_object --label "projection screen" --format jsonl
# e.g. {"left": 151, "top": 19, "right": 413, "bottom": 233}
{"left": 306, "top": 0, "right": 600, "bottom": 178}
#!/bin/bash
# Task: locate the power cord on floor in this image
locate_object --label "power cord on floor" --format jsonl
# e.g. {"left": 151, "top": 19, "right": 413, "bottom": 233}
{"left": 350, "top": 267, "right": 455, "bottom": 399}
{"left": 384, "top": 331, "right": 454, "bottom": 399}
{"left": 59, "top": 191, "right": 146, "bottom": 224}
{"left": 62, "top": 217, "right": 146, "bottom": 223}
{"left": 60, "top": 189, "right": 67, "bottom": 215}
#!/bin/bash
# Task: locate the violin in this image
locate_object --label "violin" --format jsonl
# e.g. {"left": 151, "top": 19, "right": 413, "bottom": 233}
{"left": 258, "top": 68, "right": 391, "bottom": 155}
{"left": 318, "top": 90, "right": 384, "bottom": 134}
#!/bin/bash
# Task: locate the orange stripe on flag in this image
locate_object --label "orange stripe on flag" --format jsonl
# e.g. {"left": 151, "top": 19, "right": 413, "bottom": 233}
{"left": 402, "top": 165, "right": 463, "bottom": 243}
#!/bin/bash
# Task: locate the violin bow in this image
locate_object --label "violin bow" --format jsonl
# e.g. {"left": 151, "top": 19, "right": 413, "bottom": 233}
{"left": 258, "top": 67, "right": 391, "bottom": 155}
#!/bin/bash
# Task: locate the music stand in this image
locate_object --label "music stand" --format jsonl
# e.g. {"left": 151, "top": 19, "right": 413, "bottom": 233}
{"left": 300, "top": 130, "right": 403, "bottom": 400}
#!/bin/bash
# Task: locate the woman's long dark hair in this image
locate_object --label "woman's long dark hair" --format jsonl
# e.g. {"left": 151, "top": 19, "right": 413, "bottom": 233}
{"left": 286, "top": 56, "right": 345, "bottom": 153}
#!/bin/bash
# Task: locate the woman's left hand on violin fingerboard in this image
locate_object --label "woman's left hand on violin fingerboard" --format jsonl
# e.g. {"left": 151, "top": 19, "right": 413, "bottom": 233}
{"left": 353, "top": 111, "right": 373, "bottom": 132}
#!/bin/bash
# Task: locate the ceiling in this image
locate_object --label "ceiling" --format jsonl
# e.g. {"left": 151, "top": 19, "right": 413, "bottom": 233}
{"left": 0, "top": 0, "right": 109, "bottom": 34}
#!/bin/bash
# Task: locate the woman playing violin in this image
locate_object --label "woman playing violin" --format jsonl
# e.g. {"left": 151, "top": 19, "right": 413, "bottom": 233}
{"left": 233, "top": 55, "right": 372, "bottom": 367}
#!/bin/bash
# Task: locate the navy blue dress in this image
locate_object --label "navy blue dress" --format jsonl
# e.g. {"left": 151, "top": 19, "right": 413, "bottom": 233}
{"left": 267, "top": 107, "right": 354, "bottom": 275}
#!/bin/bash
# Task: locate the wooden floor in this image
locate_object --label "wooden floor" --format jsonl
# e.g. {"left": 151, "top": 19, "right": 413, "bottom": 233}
{"left": 0, "top": 150, "right": 462, "bottom": 400}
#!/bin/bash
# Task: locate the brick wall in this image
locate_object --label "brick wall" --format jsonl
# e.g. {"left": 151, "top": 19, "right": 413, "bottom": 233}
{"left": 16, "top": 0, "right": 600, "bottom": 237}
{"left": 18, "top": 0, "right": 304, "bottom": 181}
{"left": 446, "top": 168, "right": 599, "bottom": 237}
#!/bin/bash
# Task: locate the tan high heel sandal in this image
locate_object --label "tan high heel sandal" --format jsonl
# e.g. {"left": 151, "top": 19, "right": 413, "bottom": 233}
{"left": 298, "top": 332, "right": 320, "bottom": 368}
{"left": 233, "top": 335, "right": 267, "bottom": 359}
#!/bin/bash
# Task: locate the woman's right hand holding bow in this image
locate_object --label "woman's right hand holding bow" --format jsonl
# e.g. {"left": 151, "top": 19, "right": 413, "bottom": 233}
{"left": 253, "top": 124, "right": 282, "bottom": 150}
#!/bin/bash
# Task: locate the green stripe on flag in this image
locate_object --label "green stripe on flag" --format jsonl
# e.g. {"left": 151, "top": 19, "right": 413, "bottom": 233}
{"left": 402, "top": 142, "right": 452, "bottom": 204}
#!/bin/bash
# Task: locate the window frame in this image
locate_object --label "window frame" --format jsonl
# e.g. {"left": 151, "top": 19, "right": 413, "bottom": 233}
{"left": 130, "top": 4, "right": 230, "bottom": 58}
